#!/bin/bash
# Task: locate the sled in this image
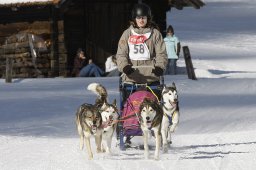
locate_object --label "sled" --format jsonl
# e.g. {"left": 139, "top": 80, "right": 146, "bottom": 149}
{"left": 117, "top": 73, "right": 164, "bottom": 150}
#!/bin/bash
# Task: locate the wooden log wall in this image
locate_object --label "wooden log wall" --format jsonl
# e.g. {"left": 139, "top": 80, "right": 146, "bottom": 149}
{"left": 83, "top": 2, "right": 136, "bottom": 68}
{"left": 0, "top": 20, "right": 67, "bottom": 78}
{"left": 64, "top": 1, "right": 135, "bottom": 75}
{"left": 63, "top": 11, "right": 85, "bottom": 75}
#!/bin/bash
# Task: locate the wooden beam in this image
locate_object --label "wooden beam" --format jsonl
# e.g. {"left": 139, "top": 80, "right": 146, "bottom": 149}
{"left": 184, "top": 0, "right": 201, "bottom": 9}
{"left": 0, "top": 6, "right": 51, "bottom": 24}
{"left": 168, "top": 0, "right": 205, "bottom": 10}
{"left": 50, "top": 6, "right": 59, "bottom": 77}
{"left": 191, "top": 0, "right": 205, "bottom": 7}
{"left": 183, "top": 46, "right": 197, "bottom": 80}
{"left": 5, "top": 56, "right": 13, "bottom": 83}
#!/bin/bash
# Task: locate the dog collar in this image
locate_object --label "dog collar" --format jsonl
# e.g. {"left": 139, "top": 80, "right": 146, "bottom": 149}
{"left": 141, "top": 123, "right": 153, "bottom": 131}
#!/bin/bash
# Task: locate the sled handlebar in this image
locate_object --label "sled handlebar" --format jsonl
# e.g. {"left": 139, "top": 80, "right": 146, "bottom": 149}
{"left": 131, "top": 65, "right": 154, "bottom": 69}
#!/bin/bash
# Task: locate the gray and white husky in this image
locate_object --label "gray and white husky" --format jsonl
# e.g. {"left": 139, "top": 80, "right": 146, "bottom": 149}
{"left": 100, "top": 100, "right": 119, "bottom": 154}
{"left": 161, "top": 82, "right": 180, "bottom": 153}
{"left": 75, "top": 83, "right": 117, "bottom": 159}
{"left": 139, "top": 98, "right": 163, "bottom": 160}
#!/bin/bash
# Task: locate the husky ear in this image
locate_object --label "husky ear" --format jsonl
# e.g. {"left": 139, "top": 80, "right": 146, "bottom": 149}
{"left": 162, "top": 84, "right": 167, "bottom": 94}
{"left": 163, "top": 84, "right": 167, "bottom": 89}
{"left": 112, "top": 99, "right": 117, "bottom": 107}
{"left": 172, "top": 82, "right": 176, "bottom": 89}
{"left": 101, "top": 102, "right": 107, "bottom": 110}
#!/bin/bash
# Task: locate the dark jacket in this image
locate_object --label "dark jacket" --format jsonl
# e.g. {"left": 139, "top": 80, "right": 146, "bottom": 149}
{"left": 72, "top": 57, "right": 87, "bottom": 77}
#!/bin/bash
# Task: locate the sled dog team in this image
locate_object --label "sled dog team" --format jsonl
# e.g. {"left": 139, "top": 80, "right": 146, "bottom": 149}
{"left": 75, "top": 82, "right": 179, "bottom": 160}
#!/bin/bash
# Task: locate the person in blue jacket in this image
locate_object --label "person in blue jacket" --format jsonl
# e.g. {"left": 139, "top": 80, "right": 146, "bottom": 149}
{"left": 164, "top": 25, "right": 181, "bottom": 75}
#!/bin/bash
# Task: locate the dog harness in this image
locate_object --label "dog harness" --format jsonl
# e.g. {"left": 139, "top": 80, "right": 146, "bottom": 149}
{"left": 163, "top": 109, "right": 177, "bottom": 128}
{"left": 164, "top": 112, "right": 173, "bottom": 128}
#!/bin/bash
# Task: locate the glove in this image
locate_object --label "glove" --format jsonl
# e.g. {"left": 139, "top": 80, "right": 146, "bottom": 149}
{"left": 123, "top": 65, "right": 135, "bottom": 75}
{"left": 152, "top": 66, "right": 164, "bottom": 76}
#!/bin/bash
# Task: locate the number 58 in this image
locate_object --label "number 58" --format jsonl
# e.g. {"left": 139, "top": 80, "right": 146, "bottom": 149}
{"left": 134, "top": 44, "right": 144, "bottom": 54}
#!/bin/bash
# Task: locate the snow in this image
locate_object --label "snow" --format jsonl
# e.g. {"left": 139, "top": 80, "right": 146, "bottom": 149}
{"left": 1, "top": 0, "right": 256, "bottom": 169}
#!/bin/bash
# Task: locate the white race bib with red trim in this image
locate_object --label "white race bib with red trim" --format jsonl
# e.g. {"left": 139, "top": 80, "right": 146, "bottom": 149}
{"left": 128, "top": 29, "right": 151, "bottom": 60}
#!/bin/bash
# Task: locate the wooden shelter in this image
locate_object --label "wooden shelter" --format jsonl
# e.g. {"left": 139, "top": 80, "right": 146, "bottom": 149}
{"left": 0, "top": 0, "right": 204, "bottom": 78}
{"left": 0, "top": 0, "right": 63, "bottom": 78}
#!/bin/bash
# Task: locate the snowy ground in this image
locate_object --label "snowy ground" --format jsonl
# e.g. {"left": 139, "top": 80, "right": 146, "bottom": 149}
{"left": 169, "top": 0, "right": 256, "bottom": 79}
{"left": 1, "top": 0, "right": 256, "bottom": 170}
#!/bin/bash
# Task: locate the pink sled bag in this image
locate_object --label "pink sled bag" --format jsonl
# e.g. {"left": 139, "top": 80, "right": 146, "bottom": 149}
{"left": 122, "top": 90, "right": 157, "bottom": 134}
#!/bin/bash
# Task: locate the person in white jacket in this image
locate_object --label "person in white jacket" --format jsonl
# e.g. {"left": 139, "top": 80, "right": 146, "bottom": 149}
{"left": 105, "top": 55, "right": 120, "bottom": 76}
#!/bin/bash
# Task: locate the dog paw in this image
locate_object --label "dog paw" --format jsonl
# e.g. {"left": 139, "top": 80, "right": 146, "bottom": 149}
{"left": 154, "top": 156, "right": 160, "bottom": 161}
{"left": 167, "top": 140, "right": 172, "bottom": 145}
{"left": 96, "top": 148, "right": 102, "bottom": 153}
{"left": 115, "top": 140, "right": 120, "bottom": 147}
{"left": 162, "top": 145, "right": 168, "bottom": 153}
{"left": 144, "top": 153, "right": 149, "bottom": 159}
{"left": 169, "top": 129, "right": 175, "bottom": 133}
{"left": 169, "top": 124, "right": 177, "bottom": 132}
{"left": 106, "top": 151, "right": 112, "bottom": 155}
{"left": 144, "top": 156, "right": 149, "bottom": 160}
{"left": 88, "top": 154, "right": 93, "bottom": 160}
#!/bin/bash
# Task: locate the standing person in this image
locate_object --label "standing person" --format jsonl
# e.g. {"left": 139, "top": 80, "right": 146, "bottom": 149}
{"left": 116, "top": 3, "right": 167, "bottom": 146}
{"left": 164, "top": 25, "right": 180, "bottom": 75}
{"left": 72, "top": 48, "right": 104, "bottom": 77}
{"left": 116, "top": 3, "right": 167, "bottom": 88}
{"left": 105, "top": 55, "right": 120, "bottom": 77}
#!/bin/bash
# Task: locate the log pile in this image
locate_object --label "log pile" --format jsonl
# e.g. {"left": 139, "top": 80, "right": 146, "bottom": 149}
{"left": 0, "top": 33, "right": 51, "bottom": 78}
{"left": 0, "top": 20, "right": 69, "bottom": 78}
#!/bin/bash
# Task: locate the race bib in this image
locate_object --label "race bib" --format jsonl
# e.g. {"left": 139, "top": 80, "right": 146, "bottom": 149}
{"left": 128, "top": 30, "right": 151, "bottom": 60}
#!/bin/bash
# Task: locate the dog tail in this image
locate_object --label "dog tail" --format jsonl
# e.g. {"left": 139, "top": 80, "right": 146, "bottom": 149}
{"left": 87, "top": 83, "right": 108, "bottom": 103}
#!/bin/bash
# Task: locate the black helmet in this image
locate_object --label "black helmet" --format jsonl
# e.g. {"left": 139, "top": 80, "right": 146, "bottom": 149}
{"left": 132, "top": 3, "right": 151, "bottom": 19}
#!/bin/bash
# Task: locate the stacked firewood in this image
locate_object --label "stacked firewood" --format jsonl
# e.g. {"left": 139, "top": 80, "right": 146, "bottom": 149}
{"left": 0, "top": 33, "right": 51, "bottom": 78}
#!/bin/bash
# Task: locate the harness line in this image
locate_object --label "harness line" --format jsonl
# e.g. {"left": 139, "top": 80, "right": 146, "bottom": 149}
{"left": 146, "top": 85, "right": 160, "bottom": 103}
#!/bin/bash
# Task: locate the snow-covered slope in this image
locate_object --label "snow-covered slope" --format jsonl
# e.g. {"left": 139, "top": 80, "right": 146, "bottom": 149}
{"left": 1, "top": 77, "right": 256, "bottom": 170}
{"left": 169, "top": 0, "right": 256, "bottom": 79}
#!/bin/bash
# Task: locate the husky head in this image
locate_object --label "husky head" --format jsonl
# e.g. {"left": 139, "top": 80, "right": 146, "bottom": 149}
{"left": 84, "top": 108, "right": 102, "bottom": 134}
{"left": 162, "top": 82, "right": 179, "bottom": 109}
{"left": 100, "top": 99, "right": 119, "bottom": 132}
{"left": 139, "top": 98, "right": 162, "bottom": 129}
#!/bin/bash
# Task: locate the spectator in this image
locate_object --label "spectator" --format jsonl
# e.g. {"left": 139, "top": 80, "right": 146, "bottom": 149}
{"left": 72, "top": 48, "right": 104, "bottom": 77}
{"left": 105, "top": 55, "right": 120, "bottom": 77}
{"left": 164, "top": 25, "right": 180, "bottom": 75}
